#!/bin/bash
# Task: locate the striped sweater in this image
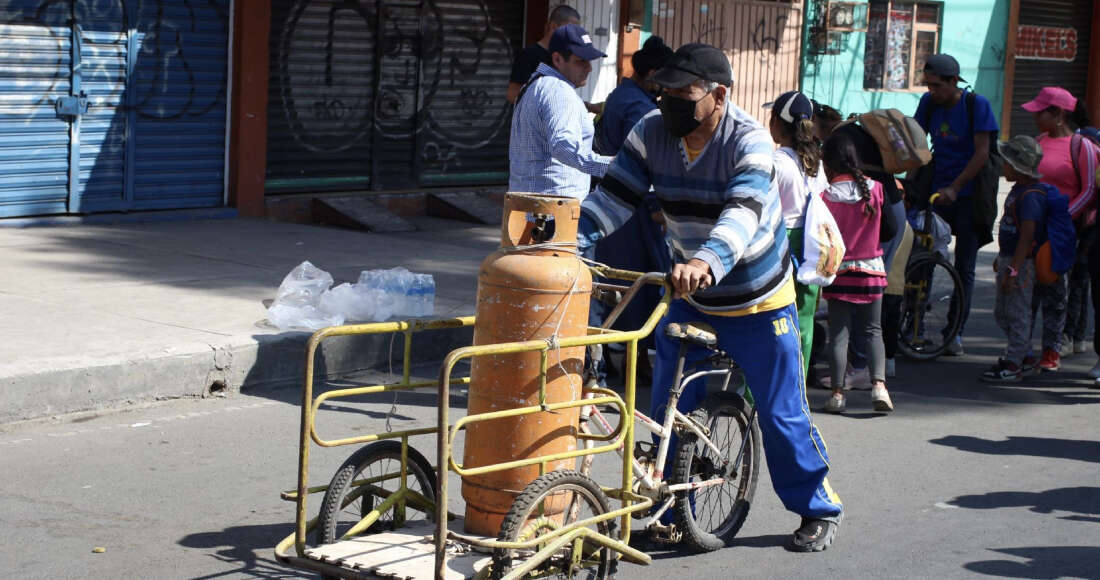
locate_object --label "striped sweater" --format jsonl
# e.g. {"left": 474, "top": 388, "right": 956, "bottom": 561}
{"left": 578, "top": 104, "right": 791, "bottom": 313}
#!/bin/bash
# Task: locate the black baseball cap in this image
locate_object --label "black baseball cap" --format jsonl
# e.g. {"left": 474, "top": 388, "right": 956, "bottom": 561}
{"left": 650, "top": 43, "right": 733, "bottom": 89}
{"left": 548, "top": 24, "right": 607, "bottom": 61}
{"left": 923, "top": 54, "right": 966, "bottom": 82}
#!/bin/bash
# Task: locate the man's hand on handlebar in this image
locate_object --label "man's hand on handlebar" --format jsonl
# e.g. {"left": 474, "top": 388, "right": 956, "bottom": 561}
{"left": 670, "top": 259, "right": 714, "bottom": 299}
{"left": 932, "top": 186, "right": 956, "bottom": 205}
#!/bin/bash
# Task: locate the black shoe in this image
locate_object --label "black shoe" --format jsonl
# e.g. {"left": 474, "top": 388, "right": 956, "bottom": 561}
{"left": 787, "top": 515, "right": 841, "bottom": 552}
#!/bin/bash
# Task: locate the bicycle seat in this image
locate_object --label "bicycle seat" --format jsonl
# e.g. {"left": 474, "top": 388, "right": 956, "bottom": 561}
{"left": 665, "top": 322, "right": 719, "bottom": 350}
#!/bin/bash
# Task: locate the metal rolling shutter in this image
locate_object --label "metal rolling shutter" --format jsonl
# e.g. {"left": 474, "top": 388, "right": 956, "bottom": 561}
{"left": 417, "top": 0, "right": 522, "bottom": 187}
{"left": 265, "top": 0, "right": 522, "bottom": 193}
{"left": 76, "top": 3, "right": 128, "bottom": 212}
{"left": 266, "top": 0, "right": 378, "bottom": 193}
{"left": 0, "top": 5, "right": 72, "bottom": 217}
{"left": 129, "top": 1, "right": 229, "bottom": 210}
{"left": 1010, "top": 0, "right": 1093, "bottom": 137}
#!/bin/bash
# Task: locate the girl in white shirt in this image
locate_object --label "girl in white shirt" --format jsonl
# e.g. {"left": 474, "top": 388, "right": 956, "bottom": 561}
{"left": 768, "top": 90, "right": 829, "bottom": 376}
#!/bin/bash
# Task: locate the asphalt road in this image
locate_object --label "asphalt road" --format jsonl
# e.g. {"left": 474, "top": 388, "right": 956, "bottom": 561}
{"left": 2, "top": 248, "right": 1099, "bottom": 580}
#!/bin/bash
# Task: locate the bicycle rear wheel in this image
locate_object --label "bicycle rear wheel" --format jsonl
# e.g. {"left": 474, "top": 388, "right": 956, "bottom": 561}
{"left": 671, "top": 391, "right": 760, "bottom": 552}
{"left": 898, "top": 254, "right": 964, "bottom": 360}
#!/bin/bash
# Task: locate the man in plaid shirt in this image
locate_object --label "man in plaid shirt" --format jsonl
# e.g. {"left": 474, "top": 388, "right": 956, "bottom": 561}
{"left": 508, "top": 24, "right": 612, "bottom": 199}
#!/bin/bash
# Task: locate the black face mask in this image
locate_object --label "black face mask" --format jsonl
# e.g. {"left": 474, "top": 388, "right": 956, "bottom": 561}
{"left": 659, "top": 93, "right": 708, "bottom": 138}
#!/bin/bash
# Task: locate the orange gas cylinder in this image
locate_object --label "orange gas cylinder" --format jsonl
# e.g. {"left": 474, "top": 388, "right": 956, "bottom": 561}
{"left": 461, "top": 193, "right": 593, "bottom": 536}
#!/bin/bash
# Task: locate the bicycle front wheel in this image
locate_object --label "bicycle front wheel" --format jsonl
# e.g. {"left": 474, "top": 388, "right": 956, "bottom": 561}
{"left": 898, "top": 254, "right": 964, "bottom": 360}
{"left": 671, "top": 391, "right": 760, "bottom": 552}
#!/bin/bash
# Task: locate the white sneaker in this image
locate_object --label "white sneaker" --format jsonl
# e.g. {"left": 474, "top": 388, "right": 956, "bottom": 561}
{"left": 871, "top": 384, "right": 894, "bottom": 412}
{"left": 885, "top": 358, "right": 896, "bottom": 378}
{"left": 945, "top": 336, "right": 964, "bottom": 356}
{"left": 847, "top": 366, "right": 872, "bottom": 390}
{"left": 1074, "top": 341, "right": 1088, "bottom": 354}
{"left": 1088, "top": 361, "right": 1100, "bottom": 379}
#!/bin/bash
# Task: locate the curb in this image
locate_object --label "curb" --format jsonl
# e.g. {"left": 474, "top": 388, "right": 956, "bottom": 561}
{"left": 0, "top": 324, "right": 474, "bottom": 425}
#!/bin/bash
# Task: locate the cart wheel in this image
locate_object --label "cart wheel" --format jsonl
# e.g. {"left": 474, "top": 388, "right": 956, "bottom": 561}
{"left": 671, "top": 391, "right": 760, "bottom": 552}
{"left": 317, "top": 440, "right": 437, "bottom": 546}
{"left": 491, "top": 470, "right": 613, "bottom": 580}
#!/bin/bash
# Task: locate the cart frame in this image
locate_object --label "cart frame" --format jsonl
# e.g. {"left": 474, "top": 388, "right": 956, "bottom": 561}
{"left": 274, "top": 268, "right": 671, "bottom": 580}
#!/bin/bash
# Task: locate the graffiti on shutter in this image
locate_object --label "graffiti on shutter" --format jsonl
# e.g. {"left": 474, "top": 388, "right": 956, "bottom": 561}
{"left": 1016, "top": 25, "right": 1078, "bottom": 62}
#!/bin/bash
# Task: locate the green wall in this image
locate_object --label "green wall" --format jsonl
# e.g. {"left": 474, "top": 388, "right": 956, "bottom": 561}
{"left": 801, "top": 0, "right": 1009, "bottom": 124}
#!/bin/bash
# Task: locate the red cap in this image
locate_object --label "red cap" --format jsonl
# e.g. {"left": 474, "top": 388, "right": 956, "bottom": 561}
{"left": 1022, "top": 86, "right": 1077, "bottom": 113}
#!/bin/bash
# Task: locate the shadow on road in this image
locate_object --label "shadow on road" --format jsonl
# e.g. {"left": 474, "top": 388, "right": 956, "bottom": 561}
{"left": 178, "top": 523, "right": 303, "bottom": 579}
{"left": 964, "top": 546, "right": 1100, "bottom": 579}
{"left": 929, "top": 435, "right": 1100, "bottom": 464}
{"left": 948, "top": 486, "right": 1100, "bottom": 522}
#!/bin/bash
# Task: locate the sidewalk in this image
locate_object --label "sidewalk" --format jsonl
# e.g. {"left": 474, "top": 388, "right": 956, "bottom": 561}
{"left": 0, "top": 216, "right": 498, "bottom": 424}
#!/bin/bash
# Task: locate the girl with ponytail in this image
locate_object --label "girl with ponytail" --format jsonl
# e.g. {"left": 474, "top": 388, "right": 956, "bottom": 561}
{"left": 768, "top": 90, "right": 829, "bottom": 378}
{"left": 818, "top": 133, "right": 898, "bottom": 414}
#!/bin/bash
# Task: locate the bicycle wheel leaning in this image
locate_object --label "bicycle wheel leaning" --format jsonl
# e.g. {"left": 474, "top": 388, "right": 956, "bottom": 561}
{"left": 898, "top": 253, "right": 965, "bottom": 360}
{"left": 671, "top": 391, "right": 761, "bottom": 552}
{"left": 491, "top": 470, "right": 613, "bottom": 580}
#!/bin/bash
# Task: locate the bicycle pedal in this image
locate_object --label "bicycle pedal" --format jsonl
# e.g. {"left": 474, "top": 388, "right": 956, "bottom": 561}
{"left": 649, "top": 523, "right": 681, "bottom": 544}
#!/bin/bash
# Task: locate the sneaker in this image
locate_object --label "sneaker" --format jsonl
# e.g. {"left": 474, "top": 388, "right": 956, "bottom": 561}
{"left": 1038, "top": 348, "right": 1061, "bottom": 372}
{"left": 846, "top": 366, "right": 872, "bottom": 390}
{"left": 981, "top": 359, "right": 1022, "bottom": 382}
{"left": 885, "top": 357, "right": 896, "bottom": 378}
{"left": 944, "top": 336, "right": 964, "bottom": 356}
{"left": 1021, "top": 355, "right": 1038, "bottom": 374}
{"left": 1088, "top": 361, "right": 1100, "bottom": 379}
{"left": 822, "top": 392, "right": 846, "bottom": 413}
{"left": 1074, "top": 341, "right": 1088, "bottom": 354}
{"left": 1060, "top": 335, "right": 1075, "bottom": 357}
{"left": 787, "top": 515, "right": 841, "bottom": 552}
{"left": 871, "top": 383, "right": 894, "bottom": 412}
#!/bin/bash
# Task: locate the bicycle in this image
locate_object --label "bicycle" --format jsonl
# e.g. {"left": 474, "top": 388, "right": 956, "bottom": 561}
{"left": 575, "top": 319, "right": 761, "bottom": 553}
{"left": 898, "top": 192, "right": 966, "bottom": 360}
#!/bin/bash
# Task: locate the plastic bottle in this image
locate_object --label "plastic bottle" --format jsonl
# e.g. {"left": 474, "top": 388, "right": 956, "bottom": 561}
{"left": 423, "top": 274, "right": 435, "bottom": 316}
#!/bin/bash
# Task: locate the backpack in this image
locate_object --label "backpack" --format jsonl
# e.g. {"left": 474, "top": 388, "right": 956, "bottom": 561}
{"left": 854, "top": 109, "right": 932, "bottom": 174}
{"left": 1015, "top": 185, "right": 1076, "bottom": 284}
{"left": 1069, "top": 133, "right": 1100, "bottom": 196}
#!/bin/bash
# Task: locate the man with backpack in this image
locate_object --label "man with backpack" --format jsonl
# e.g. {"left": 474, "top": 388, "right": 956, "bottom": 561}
{"left": 914, "top": 54, "right": 1000, "bottom": 356}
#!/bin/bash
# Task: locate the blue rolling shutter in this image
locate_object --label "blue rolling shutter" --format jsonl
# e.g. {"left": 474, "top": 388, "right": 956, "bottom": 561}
{"left": 76, "top": 3, "right": 128, "bottom": 212}
{"left": 0, "top": 6, "right": 73, "bottom": 217}
{"left": 130, "top": 1, "right": 229, "bottom": 210}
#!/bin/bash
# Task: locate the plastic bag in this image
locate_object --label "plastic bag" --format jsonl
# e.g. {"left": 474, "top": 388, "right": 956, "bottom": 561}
{"left": 266, "top": 261, "right": 344, "bottom": 330}
{"left": 798, "top": 191, "right": 846, "bottom": 287}
{"left": 909, "top": 211, "right": 951, "bottom": 258}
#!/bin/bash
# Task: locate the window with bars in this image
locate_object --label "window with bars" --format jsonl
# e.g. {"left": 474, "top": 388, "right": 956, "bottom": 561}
{"left": 863, "top": 1, "right": 942, "bottom": 91}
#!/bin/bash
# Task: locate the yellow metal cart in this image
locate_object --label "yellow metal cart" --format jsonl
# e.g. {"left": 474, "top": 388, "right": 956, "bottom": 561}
{"left": 274, "top": 268, "right": 672, "bottom": 580}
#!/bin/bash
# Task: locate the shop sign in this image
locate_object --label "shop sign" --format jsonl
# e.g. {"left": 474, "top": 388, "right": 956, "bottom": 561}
{"left": 1016, "top": 25, "right": 1078, "bottom": 62}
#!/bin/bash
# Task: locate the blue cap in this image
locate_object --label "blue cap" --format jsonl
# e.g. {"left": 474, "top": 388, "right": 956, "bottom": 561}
{"left": 548, "top": 24, "right": 607, "bottom": 61}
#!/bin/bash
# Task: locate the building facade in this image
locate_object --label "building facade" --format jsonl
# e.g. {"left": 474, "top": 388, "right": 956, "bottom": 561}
{"left": 800, "top": 0, "right": 1010, "bottom": 125}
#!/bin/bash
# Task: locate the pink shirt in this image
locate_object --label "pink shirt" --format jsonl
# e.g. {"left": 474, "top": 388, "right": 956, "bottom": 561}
{"left": 1037, "top": 134, "right": 1097, "bottom": 225}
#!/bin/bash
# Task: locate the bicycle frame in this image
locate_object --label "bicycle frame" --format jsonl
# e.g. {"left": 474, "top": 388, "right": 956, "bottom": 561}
{"left": 579, "top": 340, "right": 752, "bottom": 529}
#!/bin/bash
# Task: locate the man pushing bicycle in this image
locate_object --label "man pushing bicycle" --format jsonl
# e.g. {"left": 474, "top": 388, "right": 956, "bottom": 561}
{"left": 576, "top": 43, "right": 843, "bottom": 552}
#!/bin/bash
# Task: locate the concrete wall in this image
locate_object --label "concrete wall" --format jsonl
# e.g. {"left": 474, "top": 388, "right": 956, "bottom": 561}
{"left": 801, "top": 0, "right": 1009, "bottom": 123}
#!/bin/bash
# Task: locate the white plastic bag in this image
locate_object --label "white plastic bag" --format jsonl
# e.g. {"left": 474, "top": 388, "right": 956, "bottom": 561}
{"left": 797, "top": 191, "right": 846, "bottom": 287}
{"left": 266, "top": 261, "right": 344, "bottom": 330}
{"left": 910, "top": 211, "right": 951, "bottom": 258}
